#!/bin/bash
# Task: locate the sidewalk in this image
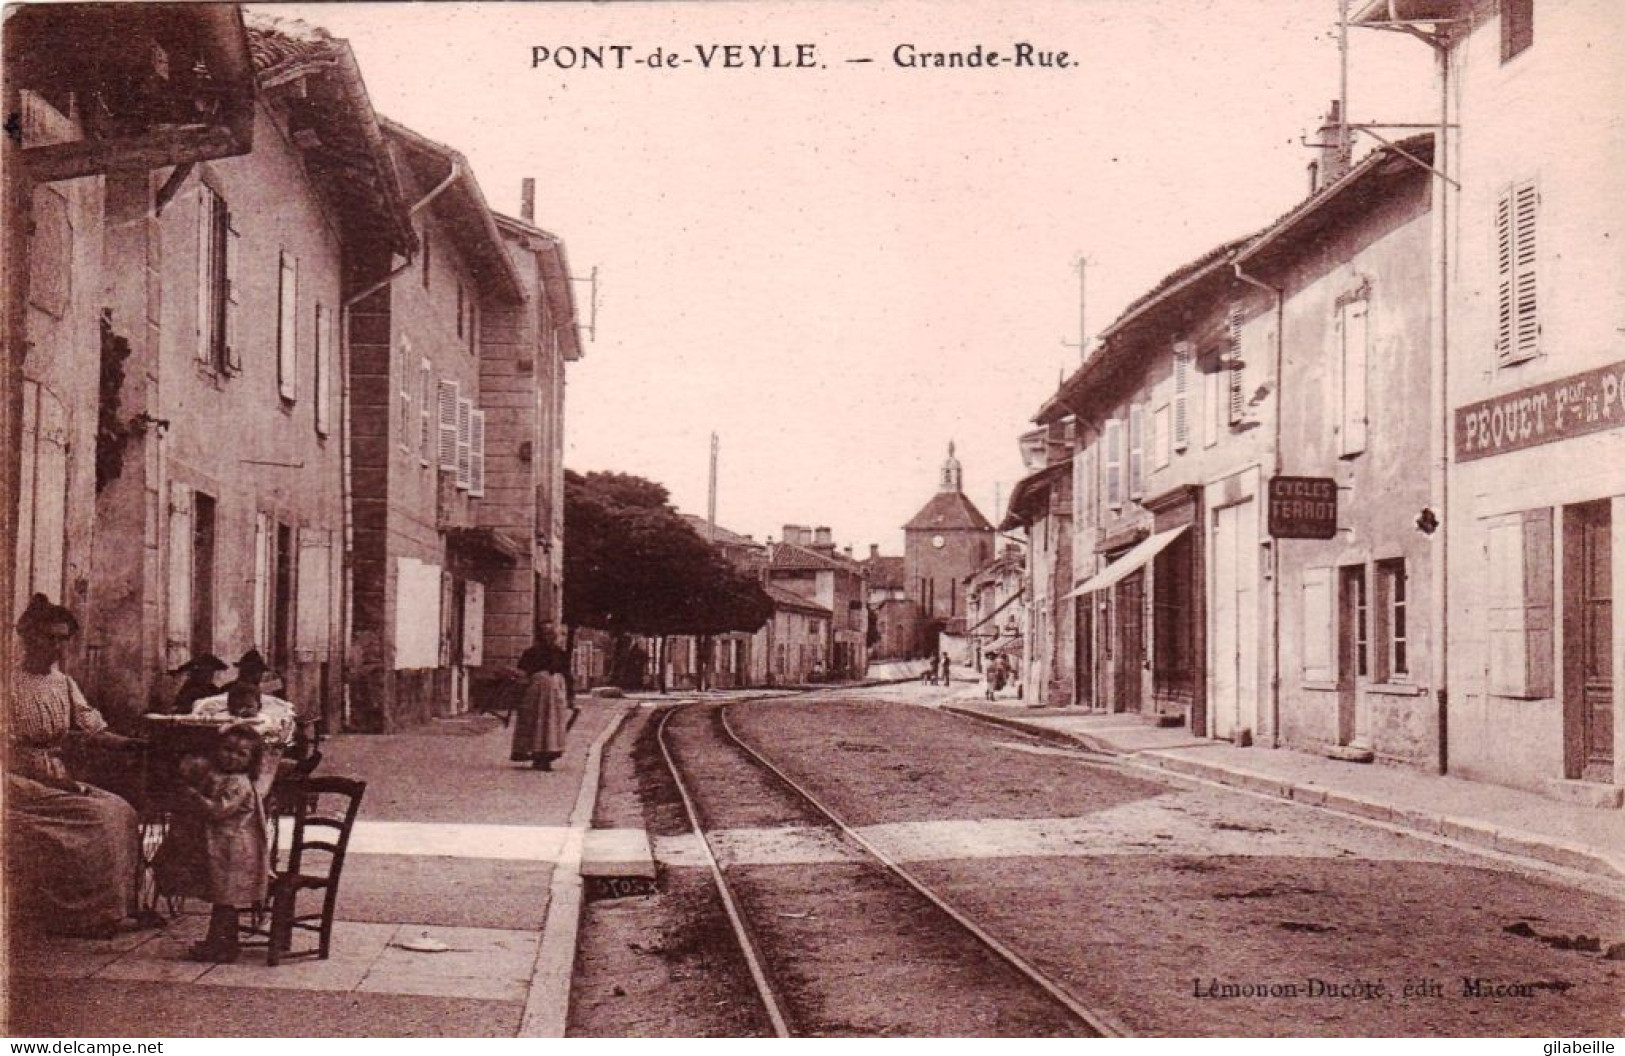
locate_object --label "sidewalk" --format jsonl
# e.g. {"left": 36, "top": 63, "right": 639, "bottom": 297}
{"left": 4, "top": 699, "right": 633, "bottom": 1038}
{"left": 940, "top": 697, "right": 1625, "bottom": 882}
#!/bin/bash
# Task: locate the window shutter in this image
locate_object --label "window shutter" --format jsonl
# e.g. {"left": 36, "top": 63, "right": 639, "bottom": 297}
{"left": 1153, "top": 404, "right": 1171, "bottom": 469}
{"left": 196, "top": 186, "right": 212, "bottom": 364}
{"left": 1226, "top": 306, "right": 1245, "bottom": 425}
{"left": 462, "top": 580, "right": 484, "bottom": 666}
{"left": 1128, "top": 404, "right": 1144, "bottom": 496}
{"left": 1104, "top": 418, "right": 1123, "bottom": 507}
{"left": 1300, "top": 566, "right": 1334, "bottom": 682}
{"left": 1340, "top": 299, "right": 1369, "bottom": 456}
{"left": 223, "top": 213, "right": 241, "bottom": 374}
{"left": 295, "top": 529, "right": 332, "bottom": 660}
{"left": 166, "top": 482, "right": 194, "bottom": 665}
{"left": 398, "top": 337, "right": 413, "bottom": 450}
{"left": 252, "top": 512, "right": 271, "bottom": 651}
{"left": 1172, "top": 345, "right": 1191, "bottom": 450}
{"left": 419, "top": 359, "right": 433, "bottom": 464}
{"left": 437, "top": 379, "right": 459, "bottom": 470}
{"left": 456, "top": 396, "right": 473, "bottom": 490}
{"left": 1497, "top": 181, "right": 1540, "bottom": 365}
{"left": 1521, "top": 507, "right": 1554, "bottom": 697}
{"left": 470, "top": 409, "right": 486, "bottom": 497}
{"left": 278, "top": 251, "right": 298, "bottom": 400}
{"left": 314, "top": 304, "right": 331, "bottom": 436}
{"left": 438, "top": 570, "right": 455, "bottom": 667}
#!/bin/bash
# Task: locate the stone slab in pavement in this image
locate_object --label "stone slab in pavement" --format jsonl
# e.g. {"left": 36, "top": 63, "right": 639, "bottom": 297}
{"left": 943, "top": 701, "right": 1625, "bottom": 882}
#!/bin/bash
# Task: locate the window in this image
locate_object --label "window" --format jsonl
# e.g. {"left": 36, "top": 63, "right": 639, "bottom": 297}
{"left": 1128, "top": 403, "right": 1144, "bottom": 497}
{"left": 277, "top": 250, "right": 299, "bottom": 402}
{"left": 1376, "top": 558, "right": 1409, "bottom": 680}
{"left": 1338, "top": 296, "right": 1370, "bottom": 457}
{"left": 437, "top": 379, "right": 460, "bottom": 470}
{"left": 419, "top": 359, "right": 434, "bottom": 466}
{"left": 165, "top": 482, "right": 195, "bottom": 667}
{"left": 1496, "top": 180, "right": 1539, "bottom": 365}
{"left": 1172, "top": 344, "right": 1191, "bottom": 450}
{"left": 1343, "top": 564, "right": 1369, "bottom": 678}
{"left": 1501, "top": 0, "right": 1533, "bottom": 62}
{"left": 467, "top": 300, "right": 478, "bottom": 354}
{"left": 397, "top": 337, "right": 413, "bottom": 451}
{"left": 456, "top": 282, "right": 464, "bottom": 338}
{"left": 469, "top": 409, "right": 486, "bottom": 497}
{"left": 1153, "top": 404, "right": 1172, "bottom": 469}
{"left": 1226, "top": 306, "right": 1246, "bottom": 426}
{"left": 195, "top": 183, "right": 240, "bottom": 373}
{"left": 314, "top": 305, "right": 332, "bottom": 436}
{"left": 1104, "top": 418, "right": 1123, "bottom": 508}
{"left": 1204, "top": 355, "right": 1223, "bottom": 447}
{"left": 1486, "top": 508, "right": 1555, "bottom": 697}
{"left": 191, "top": 492, "right": 216, "bottom": 656}
{"left": 421, "top": 230, "right": 432, "bottom": 289}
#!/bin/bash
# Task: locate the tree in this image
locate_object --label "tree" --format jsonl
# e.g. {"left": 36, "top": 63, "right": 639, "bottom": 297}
{"left": 563, "top": 470, "right": 772, "bottom": 688}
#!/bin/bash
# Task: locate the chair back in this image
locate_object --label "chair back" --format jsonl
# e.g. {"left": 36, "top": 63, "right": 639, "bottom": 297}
{"left": 283, "top": 776, "right": 366, "bottom": 880}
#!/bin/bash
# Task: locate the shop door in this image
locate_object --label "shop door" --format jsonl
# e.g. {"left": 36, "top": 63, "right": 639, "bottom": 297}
{"left": 1116, "top": 573, "right": 1144, "bottom": 713}
{"left": 1211, "top": 500, "right": 1259, "bottom": 739}
{"left": 1338, "top": 565, "right": 1372, "bottom": 747}
{"left": 1075, "top": 596, "right": 1093, "bottom": 708}
{"left": 1566, "top": 501, "right": 1614, "bottom": 782}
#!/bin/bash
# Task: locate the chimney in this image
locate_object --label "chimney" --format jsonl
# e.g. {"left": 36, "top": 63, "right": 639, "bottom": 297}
{"left": 1313, "top": 100, "right": 1350, "bottom": 192}
{"left": 869, "top": 544, "right": 880, "bottom": 561}
{"left": 843, "top": 545, "right": 853, "bottom": 559}
{"left": 520, "top": 178, "right": 536, "bottom": 222}
{"left": 813, "top": 526, "right": 833, "bottom": 549}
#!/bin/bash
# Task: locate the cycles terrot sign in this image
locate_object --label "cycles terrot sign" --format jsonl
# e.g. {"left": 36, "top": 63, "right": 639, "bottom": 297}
{"left": 1268, "top": 476, "right": 1338, "bottom": 540}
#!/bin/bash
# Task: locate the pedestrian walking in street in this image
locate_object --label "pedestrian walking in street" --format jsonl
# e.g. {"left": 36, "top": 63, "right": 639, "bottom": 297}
{"left": 925, "top": 653, "right": 939, "bottom": 686}
{"left": 940, "top": 651, "right": 953, "bottom": 684}
{"left": 984, "top": 652, "right": 1000, "bottom": 700}
{"left": 511, "top": 631, "right": 568, "bottom": 770}
{"left": 152, "top": 723, "right": 270, "bottom": 964}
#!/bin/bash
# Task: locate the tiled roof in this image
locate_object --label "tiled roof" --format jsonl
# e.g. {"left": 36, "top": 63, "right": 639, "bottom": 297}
{"left": 678, "top": 513, "right": 762, "bottom": 551}
{"left": 768, "top": 542, "right": 849, "bottom": 572}
{"left": 860, "top": 555, "right": 905, "bottom": 589}
{"left": 903, "top": 491, "right": 995, "bottom": 533}
{"left": 245, "top": 13, "right": 335, "bottom": 76}
{"left": 764, "top": 583, "right": 830, "bottom": 615}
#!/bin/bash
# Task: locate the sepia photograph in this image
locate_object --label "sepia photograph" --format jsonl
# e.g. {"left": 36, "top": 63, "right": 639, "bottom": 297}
{"left": 2, "top": 0, "right": 1622, "bottom": 1040}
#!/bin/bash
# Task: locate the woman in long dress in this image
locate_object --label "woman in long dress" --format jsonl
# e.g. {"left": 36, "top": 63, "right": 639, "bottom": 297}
{"left": 510, "top": 635, "right": 567, "bottom": 770}
{"left": 6, "top": 594, "right": 143, "bottom": 938}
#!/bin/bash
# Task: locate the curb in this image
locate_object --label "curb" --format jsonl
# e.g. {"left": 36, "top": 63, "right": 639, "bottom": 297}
{"left": 517, "top": 701, "right": 635, "bottom": 1038}
{"left": 947, "top": 707, "right": 1625, "bottom": 883}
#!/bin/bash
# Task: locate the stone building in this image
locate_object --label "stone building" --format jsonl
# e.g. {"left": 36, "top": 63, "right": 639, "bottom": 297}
{"left": 902, "top": 444, "right": 995, "bottom": 652}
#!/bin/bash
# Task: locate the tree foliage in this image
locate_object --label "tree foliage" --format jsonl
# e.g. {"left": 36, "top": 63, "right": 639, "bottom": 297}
{"left": 563, "top": 470, "right": 773, "bottom": 637}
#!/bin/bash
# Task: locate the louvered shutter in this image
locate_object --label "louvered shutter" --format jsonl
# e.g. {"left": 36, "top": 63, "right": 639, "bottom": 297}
{"left": 1496, "top": 191, "right": 1514, "bottom": 359}
{"left": 398, "top": 337, "right": 412, "bottom": 450}
{"left": 437, "top": 380, "right": 459, "bottom": 469}
{"left": 469, "top": 409, "right": 486, "bottom": 497}
{"left": 1128, "top": 404, "right": 1144, "bottom": 496}
{"left": 252, "top": 513, "right": 271, "bottom": 649}
{"left": 419, "top": 360, "right": 433, "bottom": 464}
{"left": 314, "top": 305, "right": 331, "bottom": 435}
{"left": 1172, "top": 345, "right": 1191, "bottom": 450}
{"left": 456, "top": 396, "right": 473, "bottom": 490}
{"left": 223, "top": 213, "right": 241, "bottom": 373}
{"left": 196, "top": 186, "right": 212, "bottom": 363}
{"left": 1104, "top": 418, "right": 1123, "bottom": 508}
{"left": 1512, "top": 182, "right": 1539, "bottom": 362}
{"left": 1226, "top": 306, "right": 1245, "bottom": 424}
{"left": 277, "top": 251, "right": 298, "bottom": 400}
{"left": 166, "top": 483, "right": 194, "bottom": 666}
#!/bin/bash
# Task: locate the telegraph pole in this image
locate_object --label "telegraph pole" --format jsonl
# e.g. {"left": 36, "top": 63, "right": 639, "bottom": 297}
{"left": 1061, "top": 254, "right": 1092, "bottom": 362}
{"left": 706, "top": 432, "right": 718, "bottom": 542}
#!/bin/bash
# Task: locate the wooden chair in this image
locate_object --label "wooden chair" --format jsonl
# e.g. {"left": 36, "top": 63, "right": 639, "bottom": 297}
{"left": 264, "top": 775, "right": 366, "bottom": 966}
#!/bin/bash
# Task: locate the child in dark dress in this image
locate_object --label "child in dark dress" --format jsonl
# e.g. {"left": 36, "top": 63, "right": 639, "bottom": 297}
{"left": 154, "top": 723, "right": 270, "bottom": 963}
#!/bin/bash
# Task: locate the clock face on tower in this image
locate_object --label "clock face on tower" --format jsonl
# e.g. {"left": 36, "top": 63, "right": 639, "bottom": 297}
{"left": 931, "top": 534, "right": 946, "bottom": 549}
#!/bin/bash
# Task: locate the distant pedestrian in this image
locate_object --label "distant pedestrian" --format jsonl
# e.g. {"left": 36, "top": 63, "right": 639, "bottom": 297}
{"left": 511, "top": 632, "right": 568, "bottom": 771}
{"left": 925, "top": 653, "right": 939, "bottom": 686}
{"left": 940, "top": 652, "right": 952, "bottom": 684}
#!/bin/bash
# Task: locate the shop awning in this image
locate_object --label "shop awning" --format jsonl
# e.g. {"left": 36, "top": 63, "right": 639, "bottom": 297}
{"left": 1064, "top": 525, "right": 1189, "bottom": 599}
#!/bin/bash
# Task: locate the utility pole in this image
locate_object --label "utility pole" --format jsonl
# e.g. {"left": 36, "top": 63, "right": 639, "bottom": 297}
{"left": 1061, "top": 254, "right": 1091, "bottom": 362}
{"left": 706, "top": 432, "right": 718, "bottom": 543}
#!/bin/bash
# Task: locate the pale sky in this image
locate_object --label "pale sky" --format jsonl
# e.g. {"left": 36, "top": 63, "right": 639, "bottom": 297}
{"left": 267, "top": 1, "right": 1432, "bottom": 555}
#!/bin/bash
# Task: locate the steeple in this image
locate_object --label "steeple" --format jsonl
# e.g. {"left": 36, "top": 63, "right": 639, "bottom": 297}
{"left": 938, "top": 441, "right": 963, "bottom": 493}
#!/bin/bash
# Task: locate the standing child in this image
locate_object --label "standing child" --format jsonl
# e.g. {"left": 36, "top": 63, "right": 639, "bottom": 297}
{"left": 154, "top": 723, "right": 269, "bottom": 963}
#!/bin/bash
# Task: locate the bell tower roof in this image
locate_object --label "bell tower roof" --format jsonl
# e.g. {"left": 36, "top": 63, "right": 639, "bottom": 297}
{"left": 939, "top": 440, "right": 963, "bottom": 493}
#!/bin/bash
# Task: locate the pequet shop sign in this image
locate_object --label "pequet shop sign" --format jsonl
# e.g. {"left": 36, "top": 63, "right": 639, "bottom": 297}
{"left": 1456, "top": 360, "right": 1625, "bottom": 462}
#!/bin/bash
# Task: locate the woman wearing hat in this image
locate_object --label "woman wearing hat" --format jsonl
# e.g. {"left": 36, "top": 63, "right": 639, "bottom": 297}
{"left": 6, "top": 594, "right": 144, "bottom": 938}
{"left": 159, "top": 653, "right": 228, "bottom": 716}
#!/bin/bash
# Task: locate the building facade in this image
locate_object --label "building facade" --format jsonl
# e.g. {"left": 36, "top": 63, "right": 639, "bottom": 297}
{"left": 902, "top": 445, "right": 995, "bottom": 651}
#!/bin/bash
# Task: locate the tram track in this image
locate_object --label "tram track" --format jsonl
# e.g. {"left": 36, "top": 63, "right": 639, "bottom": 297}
{"left": 654, "top": 699, "right": 1119, "bottom": 1037}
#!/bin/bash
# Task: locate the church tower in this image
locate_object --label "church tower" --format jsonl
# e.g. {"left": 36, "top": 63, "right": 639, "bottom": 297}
{"left": 903, "top": 442, "right": 995, "bottom": 642}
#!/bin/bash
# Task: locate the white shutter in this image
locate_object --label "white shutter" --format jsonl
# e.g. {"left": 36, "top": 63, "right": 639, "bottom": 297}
{"left": 1172, "top": 344, "right": 1191, "bottom": 450}
{"left": 456, "top": 396, "right": 472, "bottom": 490}
{"left": 418, "top": 359, "right": 433, "bottom": 464}
{"left": 314, "top": 305, "right": 330, "bottom": 435}
{"left": 196, "top": 185, "right": 212, "bottom": 363}
{"left": 252, "top": 512, "right": 271, "bottom": 649}
{"left": 1153, "top": 405, "right": 1171, "bottom": 469}
{"left": 278, "top": 251, "right": 298, "bottom": 400}
{"left": 1226, "top": 306, "right": 1245, "bottom": 425}
{"left": 469, "top": 409, "right": 486, "bottom": 497}
{"left": 1128, "top": 404, "right": 1144, "bottom": 496}
{"left": 1486, "top": 518, "right": 1527, "bottom": 696}
{"left": 1300, "top": 567, "right": 1334, "bottom": 682}
{"left": 17, "top": 383, "right": 69, "bottom": 611}
{"left": 461, "top": 580, "right": 484, "bottom": 666}
{"left": 1512, "top": 181, "right": 1539, "bottom": 362}
{"left": 1104, "top": 418, "right": 1123, "bottom": 508}
{"left": 295, "top": 529, "right": 332, "bottom": 660}
{"left": 223, "top": 213, "right": 241, "bottom": 374}
{"left": 437, "top": 379, "right": 459, "bottom": 469}
{"left": 398, "top": 336, "right": 413, "bottom": 450}
{"left": 1340, "top": 299, "right": 1370, "bottom": 456}
{"left": 166, "top": 483, "right": 194, "bottom": 665}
